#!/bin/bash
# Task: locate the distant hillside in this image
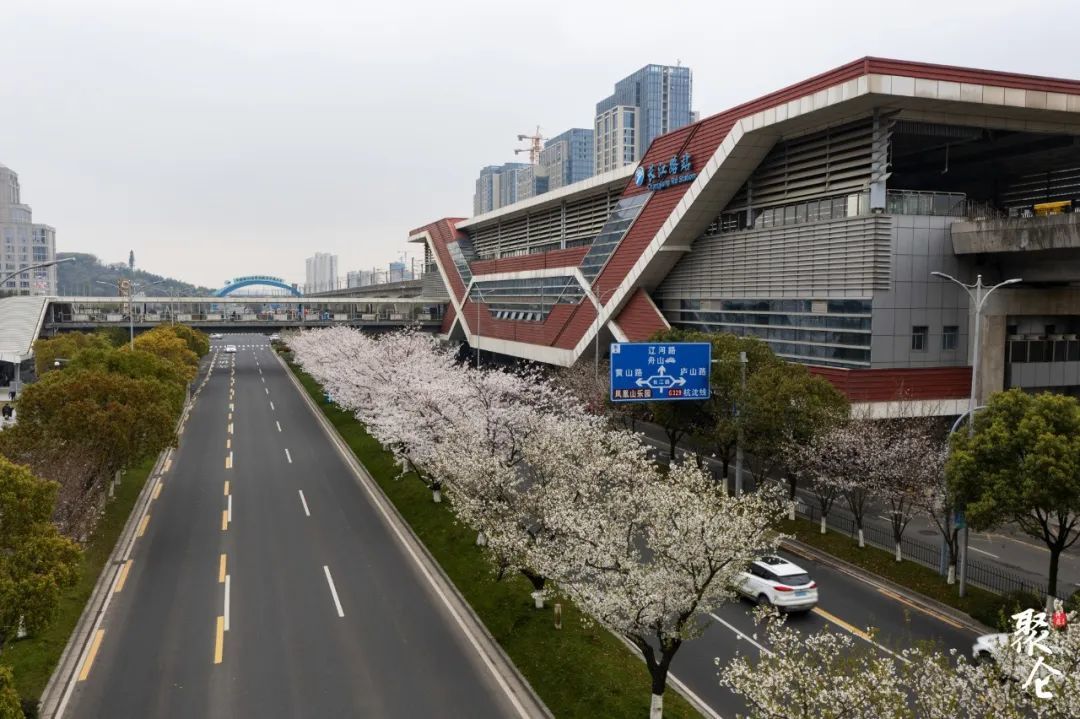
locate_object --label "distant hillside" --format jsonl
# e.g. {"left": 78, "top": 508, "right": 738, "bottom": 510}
{"left": 57, "top": 253, "right": 216, "bottom": 297}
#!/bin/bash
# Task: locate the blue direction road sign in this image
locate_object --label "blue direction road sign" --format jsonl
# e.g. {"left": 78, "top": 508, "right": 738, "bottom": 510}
{"left": 609, "top": 342, "right": 711, "bottom": 402}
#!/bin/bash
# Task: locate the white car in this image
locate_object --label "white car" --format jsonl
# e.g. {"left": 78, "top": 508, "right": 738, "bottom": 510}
{"left": 209, "top": 333, "right": 223, "bottom": 340}
{"left": 269, "top": 333, "right": 281, "bottom": 341}
{"left": 225, "top": 345, "right": 237, "bottom": 353}
{"left": 737, "top": 555, "right": 818, "bottom": 612}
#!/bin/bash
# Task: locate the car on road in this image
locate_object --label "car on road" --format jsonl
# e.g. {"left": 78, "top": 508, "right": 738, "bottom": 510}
{"left": 209, "top": 333, "right": 223, "bottom": 339}
{"left": 736, "top": 555, "right": 818, "bottom": 612}
{"left": 225, "top": 345, "right": 237, "bottom": 353}
{"left": 973, "top": 633, "right": 1010, "bottom": 664}
{"left": 269, "top": 333, "right": 281, "bottom": 341}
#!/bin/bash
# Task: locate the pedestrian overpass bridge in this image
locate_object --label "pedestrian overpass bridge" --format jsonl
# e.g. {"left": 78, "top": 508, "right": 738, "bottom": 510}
{"left": 0, "top": 294, "right": 448, "bottom": 367}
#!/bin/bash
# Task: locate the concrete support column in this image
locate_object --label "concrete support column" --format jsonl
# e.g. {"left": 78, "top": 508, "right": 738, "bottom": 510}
{"left": 978, "top": 313, "right": 1008, "bottom": 402}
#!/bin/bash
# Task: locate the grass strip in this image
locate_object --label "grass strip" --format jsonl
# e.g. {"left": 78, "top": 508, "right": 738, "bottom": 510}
{"left": 5, "top": 455, "right": 156, "bottom": 704}
{"left": 288, "top": 359, "right": 701, "bottom": 719}
{"left": 779, "top": 518, "right": 1041, "bottom": 631}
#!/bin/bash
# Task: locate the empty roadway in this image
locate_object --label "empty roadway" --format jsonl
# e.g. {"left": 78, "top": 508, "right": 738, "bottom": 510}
{"left": 63, "top": 334, "right": 537, "bottom": 718}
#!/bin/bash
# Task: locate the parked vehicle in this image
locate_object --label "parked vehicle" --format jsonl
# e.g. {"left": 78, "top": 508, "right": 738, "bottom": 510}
{"left": 736, "top": 555, "right": 818, "bottom": 612}
{"left": 225, "top": 345, "right": 237, "bottom": 353}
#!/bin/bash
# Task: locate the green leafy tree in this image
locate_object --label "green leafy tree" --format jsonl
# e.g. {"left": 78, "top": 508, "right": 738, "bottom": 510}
{"left": 948, "top": 389, "right": 1080, "bottom": 598}
{"left": 162, "top": 324, "right": 210, "bottom": 357}
{"left": 132, "top": 328, "right": 199, "bottom": 382}
{"left": 68, "top": 347, "right": 187, "bottom": 415}
{"left": 32, "top": 332, "right": 111, "bottom": 377}
{"left": 0, "top": 457, "right": 81, "bottom": 652}
{"left": 742, "top": 362, "right": 850, "bottom": 501}
{"left": 0, "top": 665, "right": 21, "bottom": 719}
{"left": 0, "top": 369, "right": 177, "bottom": 534}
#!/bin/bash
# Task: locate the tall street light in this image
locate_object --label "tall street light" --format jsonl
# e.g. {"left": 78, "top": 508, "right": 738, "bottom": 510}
{"left": 96, "top": 278, "right": 166, "bottom": 350}
{"left": 931, "top": 271, "right": 1022, "bottom": 597}
{"left": 0, "top": 256, "right": 75, "bottom": 290}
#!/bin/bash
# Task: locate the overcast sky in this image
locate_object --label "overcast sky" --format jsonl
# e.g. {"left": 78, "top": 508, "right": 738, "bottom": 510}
{"left": 4, "top": 0, "right": 1079, "bottom": 288}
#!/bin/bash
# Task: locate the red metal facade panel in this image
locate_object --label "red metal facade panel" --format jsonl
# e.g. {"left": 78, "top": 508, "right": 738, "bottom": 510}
{"left": 614, "top": 288, "right": 668, "bottom": 341}
{"left": 554, "top": 302, "right": 598, "bottom": 350}
{"left": 417, "top": 218, "right": 467, "bottom": 302}
{"left": 470, "top": 247, "right": 589, "bottom": 275}
{"left": 808, "top": 365, "right": 972, "bottom": 402}
{"left": 440, "top": 303, "right": 456, "bottom": 334}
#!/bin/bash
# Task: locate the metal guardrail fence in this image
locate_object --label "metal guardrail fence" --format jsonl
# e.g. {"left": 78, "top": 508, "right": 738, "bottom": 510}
{"left": 794, "top": 500, "right": 1048, "bottom": 598}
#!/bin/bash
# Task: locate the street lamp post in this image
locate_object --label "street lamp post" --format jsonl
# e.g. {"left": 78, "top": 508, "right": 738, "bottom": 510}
{"left": 931, "top": 271, "right": 1021, "bottom": 597}
{"left": 96, "top": 278, "right": 166, "bottom": 350}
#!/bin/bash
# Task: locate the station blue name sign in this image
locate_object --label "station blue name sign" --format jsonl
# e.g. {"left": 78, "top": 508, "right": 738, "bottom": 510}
{"left": 609, "top": 341, "right": 712, "bottom": 402}
{"left": 633, "top": 153, "right": 696, "bottom": 192}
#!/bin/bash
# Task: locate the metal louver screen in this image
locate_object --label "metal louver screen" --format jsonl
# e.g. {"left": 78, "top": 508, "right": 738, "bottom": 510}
{"left": 725, "top": 118, "right": 875, "bottom": 212}
{"left": 467, "top": 191, "right": 619, "bottom": 258}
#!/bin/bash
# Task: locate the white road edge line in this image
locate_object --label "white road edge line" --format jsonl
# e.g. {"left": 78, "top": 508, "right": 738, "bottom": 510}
{"left": 285, "top": 448, "right": 292, "bottom": 464}
{"left": 709, "top": 612, "right": 773, "bottom": 656}
{"left": 969, "top": 546, "right": 1000, "bottom": 559}
{"left": 224, "top": 574, "right": 231, "bottom": 631}
{"left": 281, "top": 354, "right": 537, "bottom": 719}
{"left": 323, "top": 566, "right": 345, "bottom": 618}
{"left": 299, "top": 490, "right": 310, "bottom": 517}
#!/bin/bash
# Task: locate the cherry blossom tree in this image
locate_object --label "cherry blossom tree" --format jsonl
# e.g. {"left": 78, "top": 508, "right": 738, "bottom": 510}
{"left": 527, "top": 432, "right": 785, "bottom": 719}
{"left": 721, "top": 610, "right": 1080, "bottom": 718}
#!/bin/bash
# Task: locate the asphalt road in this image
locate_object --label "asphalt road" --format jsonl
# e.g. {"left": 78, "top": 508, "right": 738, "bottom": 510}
{"left": 63, "top": 334, "right": 531, "bottom": 718}
{"left": 670, "top": 548, "right": 980, "bottom": 717}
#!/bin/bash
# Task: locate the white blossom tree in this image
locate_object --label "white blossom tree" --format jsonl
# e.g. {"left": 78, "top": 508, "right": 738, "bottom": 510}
{"left": 526, "top": 427, "right": 785, "bottom": 719}
{"left": 720, "top": 611, "right": 1080, "bottom": 718}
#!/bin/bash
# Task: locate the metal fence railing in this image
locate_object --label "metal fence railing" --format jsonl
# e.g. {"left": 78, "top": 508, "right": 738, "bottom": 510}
{"left": 794, "top": 500, "right": 1048, "bottom": 598}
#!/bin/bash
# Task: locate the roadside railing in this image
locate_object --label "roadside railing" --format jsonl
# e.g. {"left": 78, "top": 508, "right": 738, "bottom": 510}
{"left": 793, "top": 500, "right": 1048, "bottom": 598}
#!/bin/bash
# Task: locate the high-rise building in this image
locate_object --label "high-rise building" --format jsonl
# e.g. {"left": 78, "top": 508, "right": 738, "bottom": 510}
{"left": 472, "top": 162, "right": 532, "bottom": 215}
{"left": 0, "top": 163, "right": 56, "bottom": 295}
{"left": 540, "top": 128, "right": 594, "bottom": 190}
{"left": 304, "top": 252, "right": 338, "bottom": 293}
{"left": 594, "top": 64, "right": 692, "bottom": 173}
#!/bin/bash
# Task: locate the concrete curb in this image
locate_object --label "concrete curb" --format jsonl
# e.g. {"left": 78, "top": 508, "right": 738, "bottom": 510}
{"left": 781, "top": 537, "right": 996, "bottom": 637}
{"left": 39, "top": 356, "right": 210, "bottom": 718}
{"left": 278, "top": 353, "right": 553, "bottom": 719}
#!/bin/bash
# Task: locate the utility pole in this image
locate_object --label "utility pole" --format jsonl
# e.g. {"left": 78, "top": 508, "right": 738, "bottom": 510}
{"left": 734, "top": 351, "right": 747, "bottom": 496}
{"left": 931, "top": 271, "right": 1021, "bottom": 597}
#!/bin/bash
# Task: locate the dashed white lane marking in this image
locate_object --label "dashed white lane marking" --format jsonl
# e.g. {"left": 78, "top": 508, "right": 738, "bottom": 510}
{"left": 969, "top": 546, "right": 1000, "bottom": 559}
{"left": 270, "top": 401, "right": 275, "bottom": 411}
{"left": 709, "top": 612, "right": 773, "bottom": 655}
{"left": 276, "top": 421, "right": 282, "bottom": 432}
{"left": 264, "top": 387, "right": 269, "bottom": 395}
{"left": 285, "top": 448, "right": 292, "bottom": 464}
{"left": 323, "top": 566, "right": 345, "bottom": 618}
{"left": 224, "top": 574, "right": 231, "bottom": 632}
{"left": 227, "top": 494, "right": 232, "bottom": 523}
{"left": 299, "top": 490, "right": 310, "bottom": 517}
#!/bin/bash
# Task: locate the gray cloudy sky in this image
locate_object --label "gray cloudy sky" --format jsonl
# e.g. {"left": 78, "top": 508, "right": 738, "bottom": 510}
{"left": 4, "top": 0, "right": 1078, "bottom": 289}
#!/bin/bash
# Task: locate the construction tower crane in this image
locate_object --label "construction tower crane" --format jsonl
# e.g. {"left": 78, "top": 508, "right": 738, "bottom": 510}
{"left": 514, "top": 126, "right": 546, "bottom": 164}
